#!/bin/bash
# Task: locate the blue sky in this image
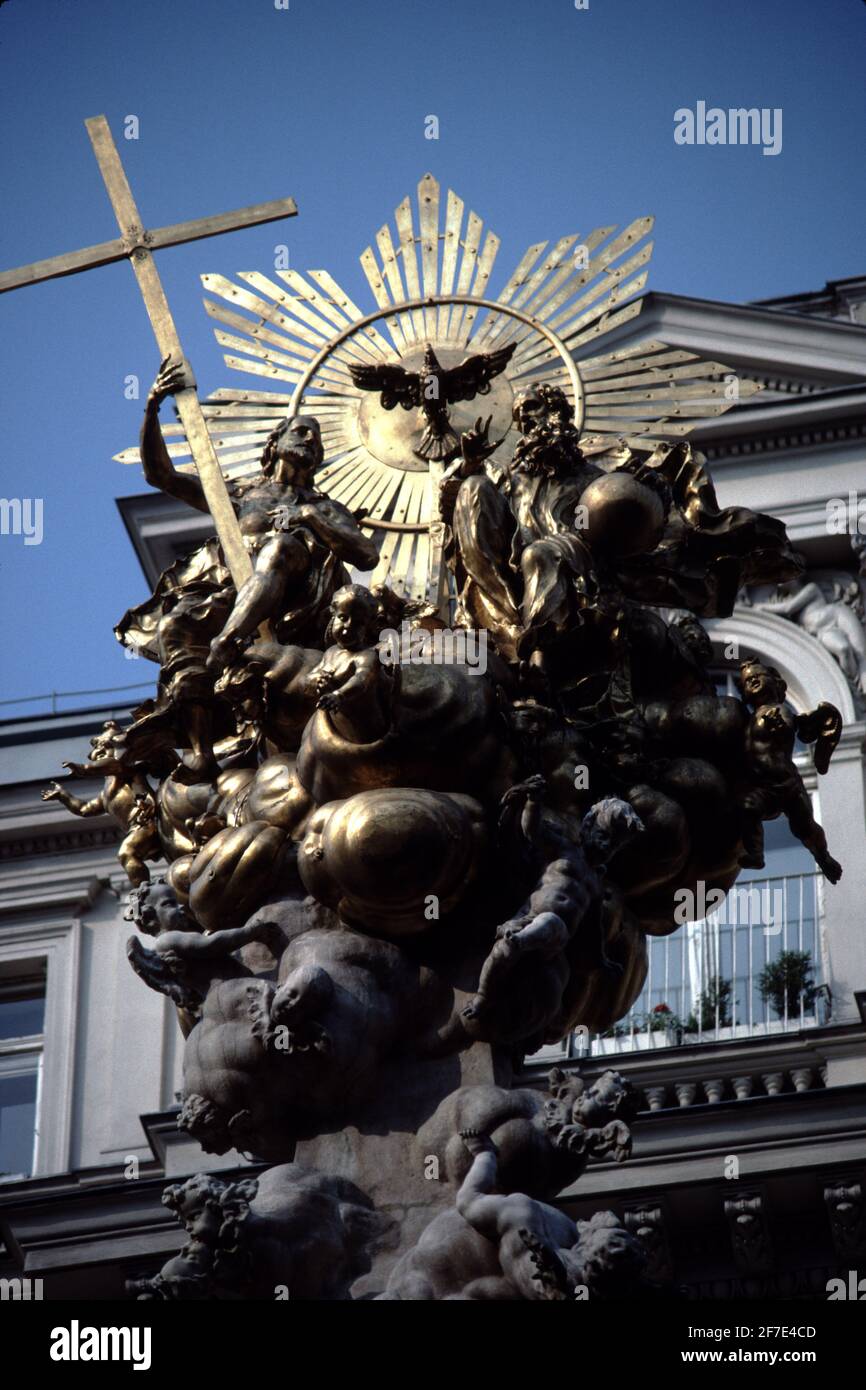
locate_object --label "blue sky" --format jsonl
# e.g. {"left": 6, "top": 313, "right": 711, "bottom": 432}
{"left": 1, "top": 0, "right": 864, "bottom": 716}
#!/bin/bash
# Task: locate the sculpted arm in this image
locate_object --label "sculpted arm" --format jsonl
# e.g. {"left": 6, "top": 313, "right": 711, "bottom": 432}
{"left": 42, "top": 783, "right": 104, "bottom": 816}
{"left": 762, "top": 583, "right": 821, "bottom": 617}
{"left": 454, "top": 1132, "right": 506, "bottom": 1241}
{"left": 300, "top": 499, "right": 379, "bottom": 570}
{"left": 139, "top": 357, "right": 210, "bottom": 514}
{"left": 156, "top": 920, "right": 279, "bottom": 959}
{"left": 318, "top": 654, "right": 380, "bottom": 708}
{"left": 61, "top": 758, "right": 110, "bottom": 778}
{"left": 439, "top": 417, "right": 499, "bottom": 524}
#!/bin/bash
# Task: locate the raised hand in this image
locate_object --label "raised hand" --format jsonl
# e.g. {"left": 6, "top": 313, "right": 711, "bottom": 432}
{"left": 148, "top": 354, "right": 191, "bottom": 407}
{"left": 207, "top": 632, "right": 242, "bottom": 673}
{"left": 139, "top": 357, "right": 208, "bottom": 513}
{"left": 310, "top": 669, "right": 337, "bottom": 695}
{"left": 459, "top": 414, "right": 500, "bottom": 471}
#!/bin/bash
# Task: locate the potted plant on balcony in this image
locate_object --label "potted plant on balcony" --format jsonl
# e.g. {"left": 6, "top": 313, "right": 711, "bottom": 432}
{"left": 685, "top": 978, "right": 733, "bottom": 1036}
{"left": 757, "top": 950, "right": 817, "bottom": 1020}
{"left": 643, "top": 1001, "right": 684, "bottom": 1046}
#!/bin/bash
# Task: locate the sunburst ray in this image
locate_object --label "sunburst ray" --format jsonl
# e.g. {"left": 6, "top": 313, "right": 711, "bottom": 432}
{"left": 115, "top": 180, "right": 758, "bottom": 603}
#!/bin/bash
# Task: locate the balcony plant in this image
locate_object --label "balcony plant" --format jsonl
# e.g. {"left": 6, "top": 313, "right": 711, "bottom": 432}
{"left": 685, "top": 977, "right": 733, "bottom": 1034}
{"left": 757, "top": 950, "right": 817, "bottom": 1020}
{"left": 596, "top": 1003, "right": 684, "bottom": 1051}
{"left": 644, "top": 1001, "right": 684, "bottom": 1043}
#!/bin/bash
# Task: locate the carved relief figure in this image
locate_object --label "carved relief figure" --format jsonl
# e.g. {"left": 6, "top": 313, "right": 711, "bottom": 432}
{"left": 755, "top": 576, "right": 866, "bottom": 696}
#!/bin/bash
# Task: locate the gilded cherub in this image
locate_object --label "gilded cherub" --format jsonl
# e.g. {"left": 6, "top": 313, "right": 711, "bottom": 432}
{"left": 305, "top": 584, "right": 399, "bottom": 742}
{"left": 42, "top": 720, "right": 161, "bottom": 885}
{"left": 736, "top": 659, "right": 842, "bottom": 882}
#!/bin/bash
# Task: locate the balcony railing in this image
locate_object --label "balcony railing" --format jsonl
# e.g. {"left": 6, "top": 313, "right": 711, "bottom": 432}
{"left": 534, "top": 871, "right": 828, "bottom": 1063}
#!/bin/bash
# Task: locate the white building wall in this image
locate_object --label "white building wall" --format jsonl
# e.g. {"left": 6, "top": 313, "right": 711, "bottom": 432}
{"left": 0, "top": 727, "right": 184, "bottom": 1178}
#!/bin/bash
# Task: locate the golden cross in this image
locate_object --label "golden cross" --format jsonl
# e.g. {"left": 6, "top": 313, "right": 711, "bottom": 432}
{"left": 0, "top": 114, "right": 298, "bottom": 587}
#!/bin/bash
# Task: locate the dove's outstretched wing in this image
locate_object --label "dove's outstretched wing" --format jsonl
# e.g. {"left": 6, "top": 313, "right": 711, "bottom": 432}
{"left": 441, "top": 342, "right": 517, "bottom": 404}
{"left": 348, "top": 361, "right": 421, "bottom": 411}
{"left": 796, "top": 702, "right": 843, "bottom": 775}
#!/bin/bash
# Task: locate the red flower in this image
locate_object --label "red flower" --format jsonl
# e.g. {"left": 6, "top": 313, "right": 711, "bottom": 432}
{"left": 652, "top": 1003, "right": 671, "bottom": 1014}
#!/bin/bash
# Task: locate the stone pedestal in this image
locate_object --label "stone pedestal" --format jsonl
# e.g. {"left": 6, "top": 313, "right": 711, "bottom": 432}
{"left": 295, "top": 1042, "right": 512, "bottom": 1295}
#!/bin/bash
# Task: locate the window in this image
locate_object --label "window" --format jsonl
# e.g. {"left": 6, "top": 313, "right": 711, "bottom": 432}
{"left": 0, "top": 969, "right": 46, "bottom": 1183}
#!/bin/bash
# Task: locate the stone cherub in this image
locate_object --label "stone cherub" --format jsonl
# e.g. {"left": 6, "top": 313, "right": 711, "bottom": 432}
{"left": 736, "top": 659, "right": 842, "bottom": 882}
{"left": 129, "top": 1172, "right": 258, "bottom": 1300}
{"left": 176, "top": 918, "right": 440, "bottom": 1161}
{"left": 124, "top": 877, "right": 281, "bottom": 1018}
{"left": 42, "top": 720, "right": 161, "bottom": 885}
{"left": 378, "top": 1127, "right": 644, "bottom": 1300}
{"left": 543, "top": 1066, "right": 637, "bottom": 1165}
{"left": 129, "top": 1165, "right": 388, "bottom": 1301}
{"left": 422, "top": 1067, "right": 639, "bottom": 1196}
{"left": 305, "top": 584, "right": 399, "bottom": 742}
{"left": 461, "top": 796, "right": 644, "bottom": 1038}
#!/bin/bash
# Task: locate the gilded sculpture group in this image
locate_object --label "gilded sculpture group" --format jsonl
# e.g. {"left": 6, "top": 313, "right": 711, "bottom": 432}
{"left": 44, "top": 361, "right": 845, "bottom": 1299}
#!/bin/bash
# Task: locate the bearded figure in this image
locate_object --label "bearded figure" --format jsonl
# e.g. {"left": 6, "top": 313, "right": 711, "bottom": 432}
{"left": 439, "top": 384, "right": 668, "bottom": 679}
{"left": 440, "top": 381, "right": 801, "bottom": 687}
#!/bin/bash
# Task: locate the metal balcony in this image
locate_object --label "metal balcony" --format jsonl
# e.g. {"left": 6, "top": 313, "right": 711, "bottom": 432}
{"left": 535, "top": 871, "right": 828, "bottom": 1062}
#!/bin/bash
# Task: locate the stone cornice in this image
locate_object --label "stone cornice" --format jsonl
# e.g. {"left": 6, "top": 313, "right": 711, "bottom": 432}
{"left": 0, "top": 826, "right": 119, "bottom": 865}
{"left": 0, "top": 859, "right": 115, "bottom": 919}
{"left": 601, "top": 292, "right": 866, "bottom": 383}
{"left": 692, "top": 386, "right": 866, "bottom": 462}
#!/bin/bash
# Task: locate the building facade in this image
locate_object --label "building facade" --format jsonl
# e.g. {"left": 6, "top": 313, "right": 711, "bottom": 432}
{"left": 2, "top": 278, "right": 865, "bottom": 1299}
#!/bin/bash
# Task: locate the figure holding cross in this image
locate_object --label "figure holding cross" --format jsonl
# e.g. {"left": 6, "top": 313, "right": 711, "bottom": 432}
{"left": 0, "top": 114, "right": 301, "bottom": 585}
{"left": 117, "top": 357, "right": 378, "bottom": 774}
{"left": 1, "top": 114, "right": 378, "bottom": 773}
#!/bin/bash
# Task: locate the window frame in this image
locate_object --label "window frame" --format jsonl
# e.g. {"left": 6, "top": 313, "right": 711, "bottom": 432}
{"left": 0, "top": 920, "right": 80, "bottom": 1178}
